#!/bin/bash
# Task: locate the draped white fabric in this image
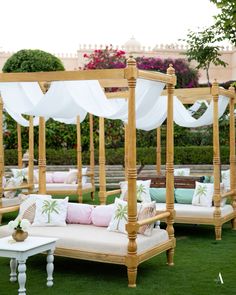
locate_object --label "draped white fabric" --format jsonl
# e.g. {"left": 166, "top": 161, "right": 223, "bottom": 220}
{"left": 0, "top": 80, "right": 230, "bottom": 130}
{"left": 173, "top": 95, "right": 229, "bottom": 128}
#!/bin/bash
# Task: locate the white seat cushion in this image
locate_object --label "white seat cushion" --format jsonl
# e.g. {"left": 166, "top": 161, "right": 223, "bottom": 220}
{"left": 0, "top": 224, "right": 169, "bottom": 256}
{"left": 33, "top": 182, "right": 92, "bottom": 192}
{"left": 156, "top": 203, "right": 234, "bottom": 219}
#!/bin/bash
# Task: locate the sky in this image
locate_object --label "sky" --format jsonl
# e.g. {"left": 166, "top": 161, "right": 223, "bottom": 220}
{"left": 0, "top": 0, "right": 220, "bottom": 54}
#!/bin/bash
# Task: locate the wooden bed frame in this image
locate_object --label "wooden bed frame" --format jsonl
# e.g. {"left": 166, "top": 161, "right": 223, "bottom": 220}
{"left": 0, "top": 58, "right": 176, "bottom": 287}
{"left": 141, "top": 83, "right": 236, "bottom": 240}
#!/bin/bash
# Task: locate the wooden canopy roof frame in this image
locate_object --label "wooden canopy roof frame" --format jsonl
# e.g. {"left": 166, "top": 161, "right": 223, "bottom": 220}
{"left": 0, "top": 102, "right": 35, "bottom": 220}
{"left": 0, "top": 58, "right": 176, "bottom": 287}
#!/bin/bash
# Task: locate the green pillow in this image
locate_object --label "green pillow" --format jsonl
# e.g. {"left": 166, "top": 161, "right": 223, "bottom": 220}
{"left": 175, "top": 188, "right": 195, "bottom": 204}
{"left": 149, "top": 188, "right": 166, "bottom": 203}
{"left": 203, "top": 175, "right": 214, "bottom": 183}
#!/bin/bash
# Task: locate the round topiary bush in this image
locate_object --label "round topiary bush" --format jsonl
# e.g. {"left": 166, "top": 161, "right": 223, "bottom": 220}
{"left": 2, "top": 49, "right": 65, "bottom": 72}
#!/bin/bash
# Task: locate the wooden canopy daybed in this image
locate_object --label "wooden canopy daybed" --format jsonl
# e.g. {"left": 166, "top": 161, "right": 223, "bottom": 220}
{"left": 0, "top": 103, "right": 35, "bottom": 222}
{"left": 0, "top": 58, "right": 176, "bottom": 287}
{"left": 141, "top": 83, "right": 236, "bottom": 240}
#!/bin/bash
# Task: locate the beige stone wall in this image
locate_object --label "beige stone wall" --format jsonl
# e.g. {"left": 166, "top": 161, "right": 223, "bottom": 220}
{"left": 0, "top": 45, "right": 235, "bottom": 85}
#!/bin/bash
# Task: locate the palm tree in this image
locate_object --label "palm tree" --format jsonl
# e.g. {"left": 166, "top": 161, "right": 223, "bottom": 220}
{"left": 195, "top": 184, "right": 207, "bottom": 203}
{"left": 137, "top": 184, "right": 146, "bottom": 201}
{"left": 114, "top": 203, "right": 128, "bottom": 230}
{"left": 42, "top": 200, "right": 60, "bottom": 223}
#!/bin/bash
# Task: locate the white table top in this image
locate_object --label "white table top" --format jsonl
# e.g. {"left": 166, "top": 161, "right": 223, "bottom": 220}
{"left": 0, "top": 236, "right": 58, "bottom": 252}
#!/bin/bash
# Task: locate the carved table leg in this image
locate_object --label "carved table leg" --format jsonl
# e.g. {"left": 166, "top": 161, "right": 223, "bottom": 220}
{"left": 18, "top": 260, "right": 26, "bottom": 295}
{"left": 10, "top": 258, "right": 17, "bottom": 282}
{"left": 46, "top": 249, "right": 54, "bottom": 287}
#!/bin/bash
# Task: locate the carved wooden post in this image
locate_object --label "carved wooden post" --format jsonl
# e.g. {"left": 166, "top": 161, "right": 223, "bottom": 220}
{"left": 0, "top": 96, "right": 3, "bottom": 220}
{"left": 166, "top": 64, "right": 176, "bottom": 264}
{"left": 28, "top": 116, "right": 34, "bottom": 193}
{"left": 124, "top": 123, "right": 128, "bottom": 180}
{"left": 229, "top": 86, "right": 236, "bottom": 229}
{"left": 99, "top": 117, "right": 106, "bottom": 205}
{"left": 156, "top": 127, "right": 162, "bottom": 175}
{"left": 77, "top": 116, "right": 83, "bottom": 203}
{"left": 89, "top": 114, "right": 95, "bottom": 200}
{"left": 17, "top": 123, "right": 23, "bottom": 169}
{"left": 38, "top": 116, "right": 46, "bottom": 194}
{"left": 212, "top": 80, "right": 222, "bottom": 240}
{"left": 124, "top": 57, "right": 138, "bottom": 287}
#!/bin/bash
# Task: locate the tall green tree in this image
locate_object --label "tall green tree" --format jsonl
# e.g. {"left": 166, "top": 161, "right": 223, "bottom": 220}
{"left": 182, "top": 28, "right": 227, "bottom": 85}
{"left": 210, "top": 0, "right": 236, "bottom": 46}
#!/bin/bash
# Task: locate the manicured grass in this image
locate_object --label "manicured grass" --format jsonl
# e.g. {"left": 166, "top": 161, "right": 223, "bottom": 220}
{"left": 0, "top": 195, "right": 235, "bottom": 295}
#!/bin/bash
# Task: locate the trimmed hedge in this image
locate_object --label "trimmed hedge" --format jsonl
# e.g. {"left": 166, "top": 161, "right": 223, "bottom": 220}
{"left": 4, "top": 146, "right": 230, "bottom": 166}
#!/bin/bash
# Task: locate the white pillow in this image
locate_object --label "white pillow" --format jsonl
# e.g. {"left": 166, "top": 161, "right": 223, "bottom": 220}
{"left": 16, "top": 194, "right": 52, "bottom": 223}
{"left": 174, "top": 168, "right": 190, "bottom": 176}
{"left": 66, "top": 168, "right": 88, "bottom": 185}
{"left": 192, "top": 182, "right": 214, "bottom": 207}
{"left": 221, "top": 169, "right": 230, "bottom": 191}
{"left": 4, "top": 177, "right": 24, "bottom": 198}
{"left": 107, "top": 198, "right": 128, "bottom": 234}
{"left": 119, "top": 180, "right": 151, "bottom": 202}
{"left": 11, "top": 168, "right": 28, "bottom": 182}
{"left": 32, "top": 197, "right": 69, "bottom": 227}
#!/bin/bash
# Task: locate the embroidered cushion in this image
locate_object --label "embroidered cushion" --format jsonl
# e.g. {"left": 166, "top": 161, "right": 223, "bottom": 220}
{"left": 107, "top": 198, "right": 128, "bottom": 234}
{"left": 221, "top": 169, "right": 230, "bottom": 191}
{"left": 119, "top": 180, "right": 151, "bottom": 202}
{"left": 32, "top": 197, "right": 69, "bottom": 226}
{"left": 138, "top": 201, "right": 156, "bottom": 236}
{"left": 192, "top": 182, "right": 214, "bottom": 207}
{"left": 16, "top": 194, "right": 52, "bottom": 223}
{"left": 174, "top": 168, "right": 190, "bottom": 176}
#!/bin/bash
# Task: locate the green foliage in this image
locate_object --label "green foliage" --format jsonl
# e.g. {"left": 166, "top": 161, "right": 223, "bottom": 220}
{"left": 4, "top": 146, "right": 230, "bottom": 166}
{"left": 2, "top": 49, "right": 65, "bottom": 72}
{"left": 181, "top": 28, "right": 227, "bottom": 85}
{"left": 210, "top": 0, "right": 236, "bottom": 46}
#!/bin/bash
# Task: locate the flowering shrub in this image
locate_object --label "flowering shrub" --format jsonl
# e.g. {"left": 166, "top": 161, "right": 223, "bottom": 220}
{"left": 83, "top": 45, "right": 126, "bottom": 70}
{"left": 136, "top": 56, "right": 199, "bottom": 88}
{"left": 8, "top": 219, "right": 31, "bottom": 231}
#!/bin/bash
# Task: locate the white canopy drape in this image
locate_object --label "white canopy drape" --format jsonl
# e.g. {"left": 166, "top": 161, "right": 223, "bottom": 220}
{"left": 0, "top": 80, "right": 230, "bottom": 130}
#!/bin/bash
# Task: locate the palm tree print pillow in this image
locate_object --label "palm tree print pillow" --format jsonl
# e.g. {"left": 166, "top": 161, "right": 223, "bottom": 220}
{"left": 107, "top": 198, "right": 128, "bottom": 234}
{"left": 119, "top": 180, "right": 151, "bottom": 203}
{"left": 32, "top": 197, "right": 69, "bottom": 226}
{"left": 192, "top": 182, "right": 214, "bottom": 207}
{"left": 221, "top": 170, "right": 230, "bottom": 191}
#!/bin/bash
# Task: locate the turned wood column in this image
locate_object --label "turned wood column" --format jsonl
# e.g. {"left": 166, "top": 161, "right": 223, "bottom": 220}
{"left": 28, "top": 116, "right": 34, "bottom": 193}
{"left": 38, "top": 116, "right": 46, "bottom": 194}
{"left": 212, "top": 80, "right": 222, "bottom": 240}
{"left": 99, "top": 117, "right": 106, "bottom": 204}
{"left": 124, "top": 57, "right": 138, "bottom": 287}
{"left": 17, "top": 123, "right": 23, "bottom": 169}
{"left": 89, "top": 114, "right": 95, "bottom": 199}
{"left": 77, "top": 116, "right": 83, "bottom": 203}
{"left": 166, "top": 64, "right": 176, "bottom": 246}
{"left": 156, "top": 127, "right": 162, "bottom": 175}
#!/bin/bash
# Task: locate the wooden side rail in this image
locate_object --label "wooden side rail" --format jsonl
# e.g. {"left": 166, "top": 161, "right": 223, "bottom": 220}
{"left": 138, "top": 176, "right": 203, "bottom": 189}
{"left": 3, "top": 183, "right": 33, "bottom": 191}
{"left": 221, "top": 190, "right": 234, "bottom": 199}
{"left": 137, "top": 211, "right": 170, "bottom": 227}
{"left": 106, "top": 189, "right": 121, "bottom": 196}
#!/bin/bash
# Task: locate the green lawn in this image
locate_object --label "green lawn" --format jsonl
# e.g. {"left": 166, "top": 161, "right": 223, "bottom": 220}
{"left": 0, "top": 194, "right": 235, "bottom": 295}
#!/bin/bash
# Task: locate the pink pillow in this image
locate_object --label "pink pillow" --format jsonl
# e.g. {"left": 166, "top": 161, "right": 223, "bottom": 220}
{"left": 66, "top": 203, "right": 93, "bottom": 224}
{"left": 46, "top": 172, "right": 54, "bottom": 183}
{"left": 91, "top": 204, "right": 115, "bottom": 227}
{"left": 52, "top": 172, "right": 69, "bottom": 183}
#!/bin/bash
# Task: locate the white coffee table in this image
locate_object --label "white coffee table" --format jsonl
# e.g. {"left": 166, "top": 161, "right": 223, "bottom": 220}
{"left": 0, "top": 236, "right": 58, "bottom": 295}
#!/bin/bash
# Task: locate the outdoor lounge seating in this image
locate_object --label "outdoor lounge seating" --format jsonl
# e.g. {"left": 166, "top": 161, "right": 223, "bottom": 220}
{"left": 0, "top": 58, "right": 176, "bottom": 287}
